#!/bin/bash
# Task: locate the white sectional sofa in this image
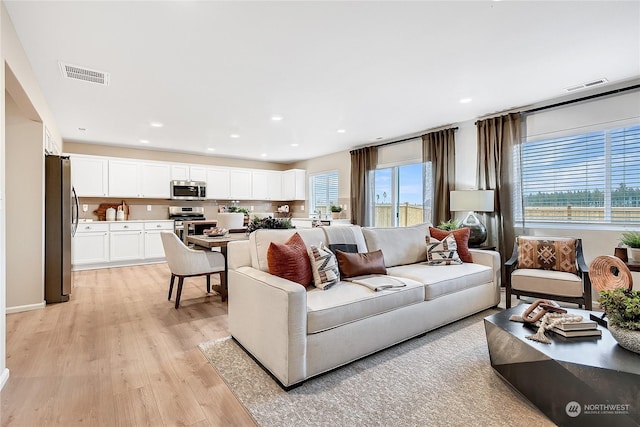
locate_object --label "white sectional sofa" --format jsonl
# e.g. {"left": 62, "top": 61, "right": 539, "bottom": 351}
{"left": 226, "top": 223, "right": 501, "bottom": 387}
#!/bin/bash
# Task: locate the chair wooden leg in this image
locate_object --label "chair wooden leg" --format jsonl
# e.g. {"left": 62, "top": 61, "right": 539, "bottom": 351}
{"left": 506, "top": 286, "right": 512, "bottom": 309}
{"left": 219, "top": 271, "right": 227, "bottom": 302}
{"left": 168, "top": 274, "right": 176, "bottom": 300}
{"left": 175, "top": 277, "right": 184, "bottom": 309}
{"left": 206, "top": 275, "right": 211, "bottom": 293}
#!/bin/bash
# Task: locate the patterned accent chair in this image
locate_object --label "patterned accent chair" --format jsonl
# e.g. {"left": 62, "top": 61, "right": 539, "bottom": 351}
{"left": 505, "top": 236, "right": 592, "bottom": 309}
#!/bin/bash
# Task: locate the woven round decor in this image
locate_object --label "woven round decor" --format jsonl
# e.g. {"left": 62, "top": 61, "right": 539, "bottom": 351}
{"left": 589, "top": 255, "right": 633, "bottom": 292}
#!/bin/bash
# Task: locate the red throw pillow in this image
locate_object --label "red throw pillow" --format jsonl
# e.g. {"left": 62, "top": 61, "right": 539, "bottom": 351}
{"left": 335, "top": 249, "right": 387, "bottom": 278}
{"left": 267, "top": 232, "right": 312, "bottom": 286}
{"left": 429, "top": 227, "right": 472, "bottom": 263}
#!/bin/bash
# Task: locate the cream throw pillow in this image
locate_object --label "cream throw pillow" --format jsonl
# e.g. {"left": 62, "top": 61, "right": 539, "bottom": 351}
{"left": 426, "top": 234, "right": 462, "bottom": 266}
{"left": 309, "top": 243, "right": 340, "bottom": 290}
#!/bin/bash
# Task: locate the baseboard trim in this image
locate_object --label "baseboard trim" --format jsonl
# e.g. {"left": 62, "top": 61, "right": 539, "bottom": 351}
{"left": 0, "top": 368, "right": 9, "bottom": 391}
{"left": 6, "top": 301, "right": 46, "bottom": 314}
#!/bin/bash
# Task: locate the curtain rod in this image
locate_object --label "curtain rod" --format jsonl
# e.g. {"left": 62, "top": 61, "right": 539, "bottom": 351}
{"left": 375, "top": 127, "right": 459, "bottom": 148}
{"left": 523, "top": 83, "right": 640, "bottom": 115}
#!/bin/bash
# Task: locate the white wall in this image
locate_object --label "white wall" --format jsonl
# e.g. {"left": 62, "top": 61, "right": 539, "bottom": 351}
{"left": 0, "top": 0, "right": 7, "bottom": 392}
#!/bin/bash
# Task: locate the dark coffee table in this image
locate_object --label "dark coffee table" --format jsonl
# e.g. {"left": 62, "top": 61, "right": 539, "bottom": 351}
{"left": 484, "top": 306, "right": 640, "bottom": 427}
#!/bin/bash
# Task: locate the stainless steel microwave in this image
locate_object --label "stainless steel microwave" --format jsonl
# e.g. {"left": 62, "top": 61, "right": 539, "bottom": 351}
{"left": 170, "top": 180, "right": 206, "bottom": 200}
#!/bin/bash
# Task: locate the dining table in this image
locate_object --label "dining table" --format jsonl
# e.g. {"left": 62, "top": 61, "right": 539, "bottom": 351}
{"left": 186, "top": 232, "right": 250, "bottom": 295}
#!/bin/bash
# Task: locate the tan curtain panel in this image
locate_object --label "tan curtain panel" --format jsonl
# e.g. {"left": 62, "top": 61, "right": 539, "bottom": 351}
{"left": 350, "top": 146, "right": 378, "bottom": 226}
{"left": 422, "top": 128, "right": 456, "bottom": 226}
{"left": 476, "top": 112, "right": 521, "bottom": 279}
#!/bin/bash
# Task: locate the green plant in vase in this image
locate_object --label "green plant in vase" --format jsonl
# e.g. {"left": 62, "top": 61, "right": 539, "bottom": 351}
{"left": 247, "top": 216, "right": 294, "bottom": 233}
{"left": 599, "top": 288, "right": 640, "bottom": 354}
{"left": 620, "top": 231, "right": 640, "bottom": 262}
{"left": 436, "top": 219, "right": 460, "bottom": 231}
{"left": 330, "top": 204, "right": 343, "bottom": 219}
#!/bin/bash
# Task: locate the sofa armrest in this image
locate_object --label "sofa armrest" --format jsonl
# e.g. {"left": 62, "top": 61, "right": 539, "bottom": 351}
{"left": 228, "top": 266, "right": 308, "bottom": 386}
{"left": 469, "top": 249, "right": 502, "bottom": 289}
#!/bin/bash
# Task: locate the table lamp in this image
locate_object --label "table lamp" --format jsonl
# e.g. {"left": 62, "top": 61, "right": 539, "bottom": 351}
{"left": 450, "top": 190, "right": 495, "bottom": 247}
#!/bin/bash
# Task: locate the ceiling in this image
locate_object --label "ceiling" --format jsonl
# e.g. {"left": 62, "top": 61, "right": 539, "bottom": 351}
{"left": 5, "top": 1, "right": 640, "bottom": 164}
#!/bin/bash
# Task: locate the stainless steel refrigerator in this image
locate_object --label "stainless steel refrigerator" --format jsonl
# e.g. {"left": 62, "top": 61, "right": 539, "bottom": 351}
{"left": 45, "top": 155, "right": 79, "bottom": 303}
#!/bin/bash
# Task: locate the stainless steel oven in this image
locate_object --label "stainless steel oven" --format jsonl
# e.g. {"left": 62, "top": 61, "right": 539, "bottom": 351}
{"left": 169, "top": 206, "right": 205, "bottom": 240}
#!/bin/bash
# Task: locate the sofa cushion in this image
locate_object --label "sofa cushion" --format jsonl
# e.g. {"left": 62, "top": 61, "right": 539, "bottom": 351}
{"left": 322, "top": 225, "right": 368, "bottom": 253}
{"left": 429, "top": 227, "right": 472, "bottom": 263}
{"left": 336, "top": 249, "right": 387, "bottom": 278}
{"left": 250, "top": 228, "right": 326, "bottom": 272}
{"left": 361, "top": 223, "right": 431, "bottom": 267}
{"left": 267, "top": 232, "right": 312, "bottom": 287}
{"left": 387, "top": 263, "right": 493, "bottom": 301}
{"left": 426, "top": 234, "right": 462, "bottom": 266}
{"left": 309, "top": 243, "right": 340, "bottom": 290}
{"left": 511, "top": 269, "right": 583, "bottom": 297}
{"left": 306, "top": 277, "right": 425, "bottom": 334}
{"left": 516, "top": 236, "right": 577, "bottom": 274}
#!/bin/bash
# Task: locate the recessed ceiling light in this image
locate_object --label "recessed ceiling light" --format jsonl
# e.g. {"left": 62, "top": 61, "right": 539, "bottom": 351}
{"left": 139, "top": 139, "right": 149, "bottom": 144}
{"left": 207, "top": 147, "right": 216, "bottom": 152}
{"left": 291, "top": 143, "right": 299, "bottom": 147}
{"left": 271, "top": 116, "right": 283, "bottom": 121}
{"left": 78, "top": 127, "right": 86, "bottom": 132}
{"left": 261, "top": 153, "right": 267, "bottom": 157}
{"left": 375, "top": 137, "right": 384, "bottom": 141}
{"left": 230, "top": 134, "right": 240, "bottom": 138}
{"left": 337, "top": 129, "right": 346, "bottom": 134}
{"left": 459, "top": 98, "right": 472, "bottom": 104}
{"left": 150, "top": 122, "right": 164, "bottom": 128}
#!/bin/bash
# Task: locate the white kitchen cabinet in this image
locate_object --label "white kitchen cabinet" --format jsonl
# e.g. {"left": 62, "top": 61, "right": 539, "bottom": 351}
{"left": 229, "top": 169, "right": 252, "bottom": 200}
{"left": 108, "top": 159, "right": 140, "bottom": 197}
{"left": 282, "top": 169, "right": 306, "bottom": 200}
{"left": 71, "top": 156, "right": 109, "bottom": 197}
{"left": 109, "top": 160, "right": 170, "bottom": 198}
{"left": 109, "top": 222, "right": 144, "bottom": 261}
{"left": 252, "top": 170, "right": 283, "bottom": 200}
{"left": 140, "top": 162, "right": 171, "bottom": 198}
{"left": 206, "top": 167, "right": 230, "bottom": 199}
{"left": 144, "top": 221, "right": 173, "bottom": 258}
{"left": 189, "top": 166, "right": 207, "bottom": 182}
{"left": 171, "top": 164, "right": 190, "bottom": 181}
{"left": 72, "top": 223, "right": 109, "bottom": 265}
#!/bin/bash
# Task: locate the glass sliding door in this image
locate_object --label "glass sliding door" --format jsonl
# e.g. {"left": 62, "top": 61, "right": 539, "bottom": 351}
{"left": 374, "top": 162, "right": 431, "bottom": 227}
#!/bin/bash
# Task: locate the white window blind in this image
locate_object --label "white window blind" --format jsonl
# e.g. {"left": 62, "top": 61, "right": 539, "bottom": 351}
{"left": 517, "top": 124, "right": 640, "bottom": 224}
{"left": 310, "top": 171, "right": 339, "bottom": 215}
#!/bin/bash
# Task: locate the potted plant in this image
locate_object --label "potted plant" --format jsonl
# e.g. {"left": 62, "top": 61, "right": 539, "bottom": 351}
{"left": 330, "top": 204, "right": 343, "bottom": 219}
{"left": 247, "top": 216, "right": 294, "bottom": 233}
{"left": 599, "top": 288, "right": 640, "bottom": 354}
{"left": 620, "top": 231, "right": 640, "bottom": 262}
{"left": 436, "top": 219, "right": 460, "bottom": 231}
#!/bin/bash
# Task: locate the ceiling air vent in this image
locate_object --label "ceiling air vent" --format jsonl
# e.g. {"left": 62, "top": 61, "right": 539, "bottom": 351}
{"left": 59, "top": 61, "right": 110, "bottom": 86}
{"left": 564, "top": 78, "right": 608, "bottom": 93}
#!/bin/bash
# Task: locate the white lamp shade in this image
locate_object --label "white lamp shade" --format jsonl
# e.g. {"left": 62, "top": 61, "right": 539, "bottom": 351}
{"left": 450, "top": 190, "right": 495, "bottom": 212}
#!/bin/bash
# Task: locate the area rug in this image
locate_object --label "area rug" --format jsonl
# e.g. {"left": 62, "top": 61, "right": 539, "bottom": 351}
{"left": 199, "top": 310, "right": 554, "bottom": 426}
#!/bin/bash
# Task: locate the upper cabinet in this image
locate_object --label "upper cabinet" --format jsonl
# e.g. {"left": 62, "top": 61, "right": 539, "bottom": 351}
{"left": 229, "top": 169, "right": 252, "bottom": 200}
{"left": 205, "top": 167, "right": 230, "bottom": 199}
{"left": 108, "top": 160, "right": 170, "bottom": 198}
{"left": 71, "top": 155, "right": 109, "bottom": 197}
{"left": 252, "top": 170, "right": 282, "bottom": 200}
{"left": 68, "top": 154, "right": 305, "bottom": 201}
{"left": 282, "top": 169, "right": 306, "bottom": 200}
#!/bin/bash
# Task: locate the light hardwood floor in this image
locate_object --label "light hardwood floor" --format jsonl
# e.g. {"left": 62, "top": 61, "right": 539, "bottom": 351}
{"left": 1, "top": 263, "right": 256, "bottom": 426}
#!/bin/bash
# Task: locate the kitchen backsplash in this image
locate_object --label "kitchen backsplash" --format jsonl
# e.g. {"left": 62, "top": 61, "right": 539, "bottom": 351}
{"left": 76, "top": 198, "right": 347, "bottom": 221}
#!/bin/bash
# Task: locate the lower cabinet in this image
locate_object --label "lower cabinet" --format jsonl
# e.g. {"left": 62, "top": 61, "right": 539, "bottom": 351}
{"left": 144, "top": 221, "right": 174, "bottom": 258}
{"left": 72, "top": 220, "right": 174, "bottom": 270}
{"left": 109, "top": 223, "right": 144, "bottom": 261}
{"left": 72, "top": 223, "right": 110, "bottom": 265}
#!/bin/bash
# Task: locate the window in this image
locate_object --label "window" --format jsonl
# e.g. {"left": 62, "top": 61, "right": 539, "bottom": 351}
{"left": 373, "top": 162, "right": 432, "bottom": 227}
{"left": 309, "top": 171, "right": 339, "bottom": 216}
{"left": 515, "top": 124, "right": 640, "bottom": 224}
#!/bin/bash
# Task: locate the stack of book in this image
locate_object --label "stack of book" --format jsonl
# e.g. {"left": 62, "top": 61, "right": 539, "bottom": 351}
{"left": 550, "top": 319, "right": 602, "bottom": 337}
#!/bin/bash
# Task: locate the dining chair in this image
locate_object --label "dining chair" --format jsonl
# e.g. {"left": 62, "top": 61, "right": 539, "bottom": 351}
{"left": 160, "top": 231, "right": 226, "bottom": 308}
{"left": 216, "top": 212, "right": 245, "bottom": 230}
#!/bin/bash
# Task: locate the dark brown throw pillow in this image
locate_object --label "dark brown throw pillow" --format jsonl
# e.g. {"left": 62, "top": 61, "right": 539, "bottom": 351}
{"left": 267, "top": 232, "right": 312, "bottom": 286}
{"left": 429, "top": 227, "right": 472, "bottom": 263}
{"left": 335, "top": 249, "right": 387, "bottom": 278}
